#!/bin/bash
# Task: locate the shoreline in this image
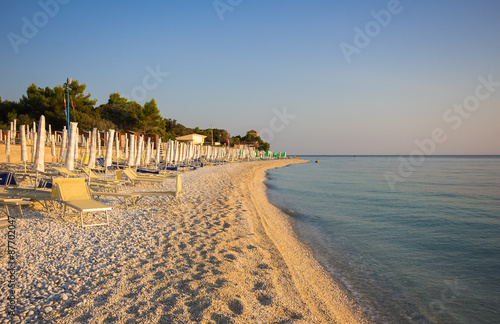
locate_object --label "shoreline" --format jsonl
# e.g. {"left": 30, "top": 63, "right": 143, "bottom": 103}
{"left": 242, "top": 160, "right": 370, "bottom": 324}
{"left": 0, "top": 159, "right": 369, "bottom": 323}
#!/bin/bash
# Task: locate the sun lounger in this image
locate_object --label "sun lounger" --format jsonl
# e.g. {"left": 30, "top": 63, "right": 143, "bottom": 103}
{"left": 0, "top": 198, "right": 33, "bottom": 218}
{"left": 92, "top": 174, "right": 183, "bottom": 208}
{"left": 55, "top": 178, "right": 112, "bottom": 228}
{"left": 0, "top": 187, "right": 55, "bottom": 212}
{"left": 120, "top": 168, "right": 176, "bottom": 186}
{"left": 51, "top": 167, "right": 82, "bottom": 178}
{"left": 81, "top": 166, "right": 127, "bottom": 186}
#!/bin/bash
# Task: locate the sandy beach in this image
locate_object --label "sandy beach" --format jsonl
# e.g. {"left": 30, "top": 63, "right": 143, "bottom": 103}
{"left": 1, "top": 159, "right": 369, "bottom": 323}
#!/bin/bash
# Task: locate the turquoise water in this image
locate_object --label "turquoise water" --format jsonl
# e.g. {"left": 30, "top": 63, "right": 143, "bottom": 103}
{"left": 266, "top": 156, "right": 500, "bottom": 324}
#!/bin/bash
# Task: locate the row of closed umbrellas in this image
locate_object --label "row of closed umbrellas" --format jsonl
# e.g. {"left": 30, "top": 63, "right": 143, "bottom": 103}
{"left": 3, "top": 115, "right": 286, "bottom": 173}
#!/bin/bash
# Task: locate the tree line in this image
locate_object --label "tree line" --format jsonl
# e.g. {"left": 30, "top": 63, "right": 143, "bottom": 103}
{"left": 0, "top": 80, "right": 270, "bottom": 150}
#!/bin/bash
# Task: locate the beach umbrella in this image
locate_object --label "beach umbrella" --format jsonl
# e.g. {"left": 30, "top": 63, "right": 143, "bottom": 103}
{"left": 59, "top": 126, "right": 67, "bottom": 163}
{"left": 20, "top": 125, "right": 28, "bottom": 170}
{"left": 5, "top": 131, "right": 11, "bottom": 163}
{"left": 128, "top": 135, "right": 135, "bottom": 167}
{"left": 97, "top": 131, "right": 101, "bottom": 158}
{"left": 165, "top": 140, "right": 172, "bottom": 165}
{"left": 155, "top": 138, "right": 161, "bottom": 166}
{"left": 115, "top": 131, "right": 120, "bottom": 163}
{"left": 135, "top": 135, "right": 143, "bottom": 166}
{"left": 125, "top": 135, "right": 129, "bottom": 159}
{"left": 64, "top": 122, "right": 78, "bottom": 171}
{"left": 47, "top": 124, "right": 51, "bottom": 145}
{"left": 32, "top": 132, "right": 38, "bottom": 163}
{"left": 88, "top": 128, "right": 97, "bottom": 169}
{"left": 10, "top": 122, "right": 14, "bottom": 145}
{"left": 51, "top": 134, "right": 56, "bottom": 163}
{"left": 74, "top": 126, "right": 79, "bottom": 162}
{"left": 144, "top": 137, "right": 151, "bottom": 166}
{"left": 32, "top": 115, "right": 46, "bottom": 173}
{"left": 104, "top": 129, "right": 115, "bottom": 169}
{"left": 85, "top": 133, "right": 90, "bottom": 154}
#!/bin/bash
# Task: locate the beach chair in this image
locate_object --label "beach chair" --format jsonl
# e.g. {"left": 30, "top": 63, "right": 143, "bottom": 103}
{"left": 51, "top": 167, "right": 81, "bottom": 178}
{"left": 121, "top": 168, "right": 175, "bottom": 186}
{"left": 92, "top": 174, "right": 183, "bottom": 208}
{"left": 0, "top": 172, "right": 18, "bottom": 186}
{"left": 81, "top": 166, "right": 127, "bottom": 187}
{"left": 55, "top": 178, "right": 112, "bottom": 228}
{"left": 0, "top": 198, "right": 33, "bottom": 218}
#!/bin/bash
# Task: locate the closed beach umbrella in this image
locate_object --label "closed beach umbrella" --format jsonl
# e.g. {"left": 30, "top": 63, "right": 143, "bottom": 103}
{"left": 155, "top": 138, "right": 161, "bottom": 165}
{"left": 128, "top": 135, "right": 135, "bottom": 167}
{"left": 74, "top": 127, "right": 79, "bottom": 161}
{"left": 125, "top": 135, "right": 129, "bottom": 159}
{"left": 64, "top": 122, "right": 78, "bottom": 171}
{"left": 5, "top": 131, "right": 11, "bottom": 163}
{"left": 104, "top": 129, "right": 115, "bottom": 169}
{"left": 59, "top": 126, "right": 67, "bottom": 162}
{"left": 88, "top": 128, "right": 97, "bottom": 169}
{"left": 32, "top": 115, "right": 46, "bottom": 173}
{"left": 97, "top": 131, "right": 101, "bottom": 157}
{"left": 135, "top": 135, "right": 143, "bottom": 166}
{"left": 20, "top": 125, "right": 28, "bottom": 166}
{"left": 115, "top": 132, "right": 120, "bottom": 162}
{"left": 144, "top": 137, "right": 151, "bottom": 166}
{"left": 10, "top": 122, "right": 14, "bottom": 145}
{"left": 51, "top": 134, "right": 56, "bottom": 162}
{"left": 165, "top": 140, "right": 173, "bottom": 165}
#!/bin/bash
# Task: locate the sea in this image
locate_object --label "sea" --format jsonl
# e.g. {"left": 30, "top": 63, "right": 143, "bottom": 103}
{"left": 265, "top": 156, "right": 500, "bottom": 324}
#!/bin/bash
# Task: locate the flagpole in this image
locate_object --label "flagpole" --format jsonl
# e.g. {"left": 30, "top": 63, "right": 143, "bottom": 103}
{"left": 65, "top": 78, "right": 72, "bottom": 136}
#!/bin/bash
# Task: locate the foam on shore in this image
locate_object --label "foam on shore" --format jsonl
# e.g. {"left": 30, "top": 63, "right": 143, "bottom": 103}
{"left": 0, "top": 159, "right": 369, "bottom": 323}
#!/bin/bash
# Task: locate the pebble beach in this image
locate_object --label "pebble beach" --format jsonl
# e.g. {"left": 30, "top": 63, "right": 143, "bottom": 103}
{"left": 1, "top": 159, "right": 369, "bottom": 323}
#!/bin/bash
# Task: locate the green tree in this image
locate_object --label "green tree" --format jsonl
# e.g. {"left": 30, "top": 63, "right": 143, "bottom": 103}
{"left": 97, "top": 93, "right": 142, "bottom": 132}
{"left": 16, "top": 80, "right": 107, "bottom": 131}
{"left": 137, "top": 99, "right": 165, "bottom": 136}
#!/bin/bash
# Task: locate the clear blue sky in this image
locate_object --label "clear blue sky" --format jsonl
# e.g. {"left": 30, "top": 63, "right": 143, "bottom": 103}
{"left": 1, "top": 0, "right": 499, "bottom": 155}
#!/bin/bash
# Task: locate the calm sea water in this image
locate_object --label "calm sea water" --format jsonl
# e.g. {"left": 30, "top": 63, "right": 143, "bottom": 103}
{"left": 265, "top": 156, "right": 500, "bottom": 324}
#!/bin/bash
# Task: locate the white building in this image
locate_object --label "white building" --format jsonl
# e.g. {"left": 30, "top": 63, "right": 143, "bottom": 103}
{"left": 176, "top": 133, "right": 207, "bottom": 145}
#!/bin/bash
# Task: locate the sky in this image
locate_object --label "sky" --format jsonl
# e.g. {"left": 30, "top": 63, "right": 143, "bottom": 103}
{"left": 1, "top": 0, "right": 499, "bottom": 155}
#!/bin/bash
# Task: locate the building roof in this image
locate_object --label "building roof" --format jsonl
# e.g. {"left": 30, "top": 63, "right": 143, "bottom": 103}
{"left": 176, "top": 133, "right": 207, "bottom": 141}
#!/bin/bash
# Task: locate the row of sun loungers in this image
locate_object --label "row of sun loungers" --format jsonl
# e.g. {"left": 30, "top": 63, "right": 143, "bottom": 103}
{"left": 0, "top": 166, "right": 183, "bottom": 228}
